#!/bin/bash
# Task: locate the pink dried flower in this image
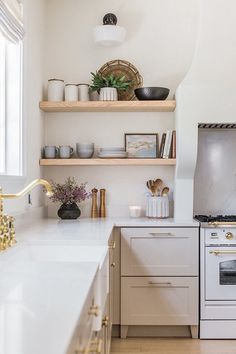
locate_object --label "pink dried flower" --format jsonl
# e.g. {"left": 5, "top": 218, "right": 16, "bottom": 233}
{"left": 48, "top": 177, "right": 91, "bottom": 205}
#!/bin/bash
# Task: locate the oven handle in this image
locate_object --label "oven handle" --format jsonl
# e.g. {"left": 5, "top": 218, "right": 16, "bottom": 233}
{"left": 209, "top": 250, "right": 236, "bottom": 256}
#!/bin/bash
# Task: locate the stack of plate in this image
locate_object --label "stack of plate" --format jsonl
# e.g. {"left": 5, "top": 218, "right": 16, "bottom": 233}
{"left": 98, "top": 147, "right": 127, "bottom": 159}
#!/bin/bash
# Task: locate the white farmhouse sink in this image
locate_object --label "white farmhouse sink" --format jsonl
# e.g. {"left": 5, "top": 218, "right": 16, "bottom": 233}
{"left": 9, "top": 241, "right": 109, "bottom": 331}
{"left": 13, "top": 243, "right": 107, "bottom": 265}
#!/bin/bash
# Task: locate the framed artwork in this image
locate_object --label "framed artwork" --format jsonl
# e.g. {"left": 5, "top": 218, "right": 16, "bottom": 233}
{"left": 125, "top": 133, "right": 158, "bottom": 158}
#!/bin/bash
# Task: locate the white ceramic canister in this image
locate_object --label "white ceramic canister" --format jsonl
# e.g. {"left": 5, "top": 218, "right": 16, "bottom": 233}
{"left": 146, "top": 195, "right": 169, "bottom": 218}
{"left": 48, "top": 79, "right": 64, "bottom": 101}
{"left": 78, "top": 84, "right": 89, "bottom": 101}
{"left": 65, "top": 84, "right": 78, "bottom": 101}
{"left": 99, "top": 87, "right": 118, "bottom": 101}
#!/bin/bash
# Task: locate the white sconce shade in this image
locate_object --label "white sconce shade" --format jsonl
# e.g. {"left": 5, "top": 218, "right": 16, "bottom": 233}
{"left": 93, "top": 25, "right": 126, "bottom": 46}
{"left": 93, "top": 13, "right": 126, "bottom": 46}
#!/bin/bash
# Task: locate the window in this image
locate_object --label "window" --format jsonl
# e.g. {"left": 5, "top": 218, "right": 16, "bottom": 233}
{"left": 0, "top": 33, "right": 22, "bottom": 176}
{"left": 0, "top": 0, "right": 24, "bottom": 177}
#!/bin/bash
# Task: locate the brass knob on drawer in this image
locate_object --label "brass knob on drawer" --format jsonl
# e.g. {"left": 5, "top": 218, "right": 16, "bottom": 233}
{"left": 102, "top": 315, "right": 109, "bottom": 328}
{"left": 110, "top": 262, "right": 115, "bottom": 268}
{"left": 89, "top": 338, "right": 103, "bottom": 354}
{"left": 88, "top": 305, "right": 100, "bottom": 317}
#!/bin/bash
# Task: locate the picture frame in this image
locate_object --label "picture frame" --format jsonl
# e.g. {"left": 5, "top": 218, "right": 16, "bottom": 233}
{"left": 125, "top": 133, "right": 158, "bottom": 158}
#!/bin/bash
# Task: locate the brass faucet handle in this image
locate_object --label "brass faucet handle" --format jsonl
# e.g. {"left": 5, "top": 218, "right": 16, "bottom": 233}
{"left": 2, "top": 234, "right": 9, "bottom": 250}
{"left": 9, "top": 230, "right": 17, "bottom": 246}
{"left": 0, "top": 236, "right": 4, "bottom": 251}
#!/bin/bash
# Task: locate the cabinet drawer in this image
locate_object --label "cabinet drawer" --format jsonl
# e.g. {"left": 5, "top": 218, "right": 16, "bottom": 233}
{"left": 121, "top": 276, "right": 198, "bottom": 326}
{"left": 121, "top": 227, "right": 198, "bottom": 276}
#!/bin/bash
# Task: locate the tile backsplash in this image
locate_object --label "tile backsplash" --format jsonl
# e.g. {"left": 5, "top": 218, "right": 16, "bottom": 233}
{"left": 194, "top": 129, "right": 236, "bottom": 215}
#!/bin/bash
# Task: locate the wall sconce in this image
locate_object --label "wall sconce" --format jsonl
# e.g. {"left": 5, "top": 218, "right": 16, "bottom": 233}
{"left": 93, "top": 13, "right": 126, "bottom": 46}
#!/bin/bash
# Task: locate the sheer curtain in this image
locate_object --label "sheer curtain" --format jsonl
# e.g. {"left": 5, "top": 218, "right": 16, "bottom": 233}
{"left": 0, "top": 0, "right": 24, "bottom": 43}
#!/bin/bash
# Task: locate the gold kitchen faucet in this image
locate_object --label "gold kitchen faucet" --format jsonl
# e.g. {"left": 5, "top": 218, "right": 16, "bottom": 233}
{"left": 0, "top": 179, "right": 53, "bottom": 251}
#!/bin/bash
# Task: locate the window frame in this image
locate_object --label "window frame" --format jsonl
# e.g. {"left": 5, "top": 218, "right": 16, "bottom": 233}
{"left": 0, "top": 34, "right": 25, "bottom": 181}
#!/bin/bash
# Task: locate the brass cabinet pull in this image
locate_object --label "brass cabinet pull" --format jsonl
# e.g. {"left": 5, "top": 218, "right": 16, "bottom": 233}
{"left": 102, "top": 315, "right": 109, "bottom": 328}
{"left": 89, "top": 338, "right": 103, "bottom": 353}
{"left": 149, "top": 232, "right": 174, "bottom": 237}
{"left": 148, "top": 281, "right": 172, "bottom": 286}
{"left": 209, "top": 250, "right": 236, "bottom": 256}
{"left": 88, "top": 305, "right": 100, "bottom": 317}
{"left": 110, "top": 262, "right": 116, "bottom": 268}
{"left": 75, "top": 348, "right": 89, "bottom": 354}
{"left": 109, "top": 241, "right": 116, "bottom": 249}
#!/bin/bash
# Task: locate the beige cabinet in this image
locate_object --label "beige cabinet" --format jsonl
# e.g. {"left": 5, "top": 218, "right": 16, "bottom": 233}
{"left": 121, "top": 276, "right": 198, "bottom": 325}
{"left": 121, "top": 228, "right": 198, "bottom": 276}
{"left": 120, "top": 227, "right": 199, "bottom": 339}
{"left": 69, "top": 275, "right": 98, "bottom": 354}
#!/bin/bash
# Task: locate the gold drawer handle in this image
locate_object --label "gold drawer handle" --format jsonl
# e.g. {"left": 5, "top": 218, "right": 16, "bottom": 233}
{"left": 111, "top": 262, "right": 116, "bottom": 268}
{"left": 75, "top": 348, "right": 89, "bottom": 354}
{"left": 88, "top": 305, "right": 100, "bottom": 317}
{"left": 109, "top": 241, "right": 116, "bottom": 249}
{"left": 209, "top": 250, "right": 236, "bottom": 255}
{"left": 89, "top": 338, "right": 103, "bottom": 353}
{"left": 149, "top": 281, "right": 172, "bottom": 286}
{"left": 102, "top": 315, "right": 109, "bottom": 328}
{"left": 149, "top": 233, "right": 174, "bottom": 237}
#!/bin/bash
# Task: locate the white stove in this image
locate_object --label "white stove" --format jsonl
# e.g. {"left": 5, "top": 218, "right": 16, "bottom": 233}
{"left": 196, "top": 215, "right": 236, "bottom": 338}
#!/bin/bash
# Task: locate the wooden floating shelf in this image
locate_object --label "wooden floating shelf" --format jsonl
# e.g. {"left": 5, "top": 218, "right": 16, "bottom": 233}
{"left": 39, "top": 100, "right": 176, "bottom": 113}
{"left": 40, "top": 158, "right": 176, "bottom": 166}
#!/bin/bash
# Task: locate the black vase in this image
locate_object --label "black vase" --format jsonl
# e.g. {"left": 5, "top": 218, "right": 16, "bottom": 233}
{"left": 57, "top": 202, "right": 81, "bottom": 220}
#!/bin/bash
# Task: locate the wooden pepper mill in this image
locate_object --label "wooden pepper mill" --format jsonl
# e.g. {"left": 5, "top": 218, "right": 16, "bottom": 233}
{"left": 99, "top": 188, "right": 106, "bottom": 218}
{"left": 91, "top": 188, "right": 98, "bottom": 218}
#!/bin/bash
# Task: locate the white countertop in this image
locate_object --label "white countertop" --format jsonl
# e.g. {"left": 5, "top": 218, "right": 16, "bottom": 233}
{"left": 0, "top": 216, "right": 199, "bottom": 354}
{"left": 0, "top": 261, "right": 98, "bottom": 354}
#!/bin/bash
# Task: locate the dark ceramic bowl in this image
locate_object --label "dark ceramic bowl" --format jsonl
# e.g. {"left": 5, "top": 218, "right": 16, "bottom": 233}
{"left": 134, "top": 87, "right": 170, "bottom": 100}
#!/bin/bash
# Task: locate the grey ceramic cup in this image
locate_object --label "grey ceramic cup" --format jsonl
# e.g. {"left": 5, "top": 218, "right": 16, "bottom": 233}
{"left": 44, "top": 146, "right": 58, "bottom": 159}
{"left": 76, "top": 142, "right": 94, "bottom": 158}
{"left": 59, "top": 146, "right": 74, "bottom": 158}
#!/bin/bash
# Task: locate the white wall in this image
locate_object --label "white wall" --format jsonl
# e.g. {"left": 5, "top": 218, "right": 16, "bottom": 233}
{"left": 175, "top": 0, "right": 236, "bottom": 219}
{"left": 1, "top": 0, "right": 46, "bottom": 215}
{"left": 43, "top": 0, "right": 199, "bottom": 217}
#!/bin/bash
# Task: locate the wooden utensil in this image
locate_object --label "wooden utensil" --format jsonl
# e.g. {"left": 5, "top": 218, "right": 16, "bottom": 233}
{"left": 154, "top": 179, "right": 164, "bottom": 196}
{"left": 161, "top": 187, "right": 169, "bottom": 196}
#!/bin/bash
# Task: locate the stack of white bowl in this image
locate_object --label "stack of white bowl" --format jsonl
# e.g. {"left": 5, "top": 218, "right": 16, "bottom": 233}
{"left": 98, "top": 147, "right": 127, "bottom": 159}
{"left": 76, "top": 143, "right": 94, "bottom": 158}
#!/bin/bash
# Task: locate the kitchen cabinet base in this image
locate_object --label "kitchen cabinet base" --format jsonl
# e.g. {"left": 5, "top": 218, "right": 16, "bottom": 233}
{"left": 120, "top": 325, "right": 129, "bottom": 339}
{"left": 118, "top": 325, "right": 199, "bottom": 339}
{"left": 190, "top": 325, "right": 199, "bottom": 339}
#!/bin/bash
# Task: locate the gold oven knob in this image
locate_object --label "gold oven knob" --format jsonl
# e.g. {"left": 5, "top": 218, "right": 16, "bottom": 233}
{"left": 226, "top": 232, "right": 234, "bottom": 240}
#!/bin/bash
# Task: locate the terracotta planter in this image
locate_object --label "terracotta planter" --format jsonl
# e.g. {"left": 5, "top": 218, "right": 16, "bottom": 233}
{"left": 57, "top": 202, "right": 81, "bottom": 220}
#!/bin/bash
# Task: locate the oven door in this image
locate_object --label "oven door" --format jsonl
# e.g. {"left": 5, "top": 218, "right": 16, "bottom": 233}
{"left": 206, "top": 246, "right": 236, "bottom": 300}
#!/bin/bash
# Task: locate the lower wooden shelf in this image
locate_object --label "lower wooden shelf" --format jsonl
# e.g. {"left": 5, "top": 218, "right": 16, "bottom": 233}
{"left": 39, "top": 158, "right": 176, "bottom": 166}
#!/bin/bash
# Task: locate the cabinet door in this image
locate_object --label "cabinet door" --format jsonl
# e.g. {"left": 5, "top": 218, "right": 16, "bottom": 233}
{"left": 121, "top": 227, "right": 198, "bottom": 276}
{"left": 111, "top": 228, "right": 121, "bottom": 325}
{"left": 69, "top": 281, "right": 96, "bottom": 354}
{"left": 121, "top": 276, "right": 198, "bottom": 326}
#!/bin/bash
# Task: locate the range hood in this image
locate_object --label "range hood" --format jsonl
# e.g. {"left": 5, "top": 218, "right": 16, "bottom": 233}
{"left": 174, "top": 0, "right": 236, "bottom": 220}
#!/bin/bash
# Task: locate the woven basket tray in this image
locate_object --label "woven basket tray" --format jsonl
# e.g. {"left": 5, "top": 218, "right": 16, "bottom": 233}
{"left": 98, "top": 59, "right": 143, "bottom": 101}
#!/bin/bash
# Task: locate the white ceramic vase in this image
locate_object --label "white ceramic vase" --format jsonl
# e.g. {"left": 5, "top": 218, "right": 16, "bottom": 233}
{"left": 99, "top": 87, "right": 118, "bottom": 101}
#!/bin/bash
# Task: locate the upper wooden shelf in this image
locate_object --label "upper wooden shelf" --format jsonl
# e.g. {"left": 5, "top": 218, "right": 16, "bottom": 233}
{"left": 40, "top": 158, "right": 176, "bottom": 166}
{"left": 39, "top": 100, "right": 176, "bottom": 113}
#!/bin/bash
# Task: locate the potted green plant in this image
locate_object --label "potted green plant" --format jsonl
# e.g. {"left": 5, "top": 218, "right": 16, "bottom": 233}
{"left": 90, "top": 72, "right": 132, "bottom": 101}
{"left": 47, "top": 177, "right": 91, "bottom": 219}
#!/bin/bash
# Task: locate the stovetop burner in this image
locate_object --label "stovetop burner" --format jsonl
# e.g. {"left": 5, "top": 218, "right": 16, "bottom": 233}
{"left": 195, "top": 214, "right": 236, "bottom": 223}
